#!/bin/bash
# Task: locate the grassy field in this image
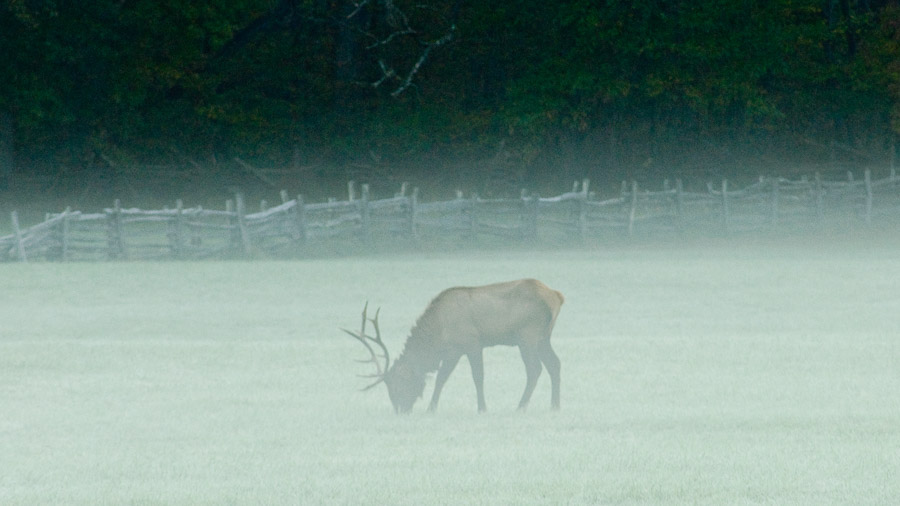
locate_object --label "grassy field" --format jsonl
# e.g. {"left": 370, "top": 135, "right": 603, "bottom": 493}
{"left": 1, "top": 240, "right": 899, "bottom": 504}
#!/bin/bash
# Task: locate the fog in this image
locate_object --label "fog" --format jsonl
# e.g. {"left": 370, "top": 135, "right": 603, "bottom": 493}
{"left": 4, "top": 3, "right": 899, "bottom": 500}
{"left": 1, "top": 238, "right": 899, "bottom": 504}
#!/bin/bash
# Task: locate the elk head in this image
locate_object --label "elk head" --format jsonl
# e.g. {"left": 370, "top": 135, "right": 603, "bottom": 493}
{"left": 342, "top": 303, "right": 421, "bottom": 413}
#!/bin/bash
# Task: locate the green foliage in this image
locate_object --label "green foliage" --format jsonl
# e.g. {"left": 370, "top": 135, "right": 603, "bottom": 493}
{"left": 0, "top": 0, "right": 898, "bottom": 179}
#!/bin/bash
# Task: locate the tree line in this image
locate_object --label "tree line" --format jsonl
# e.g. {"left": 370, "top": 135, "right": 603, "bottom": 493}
{"left": 1, "top": 0, "right": 899, "bottom": 195}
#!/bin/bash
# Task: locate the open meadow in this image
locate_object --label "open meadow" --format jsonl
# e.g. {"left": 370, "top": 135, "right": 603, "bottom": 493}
{"left": 1, "top": 239, "right": 899, "bottom": 504}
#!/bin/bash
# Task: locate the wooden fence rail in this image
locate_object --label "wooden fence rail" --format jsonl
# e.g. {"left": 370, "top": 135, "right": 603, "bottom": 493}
{"left": 3, "top": 170, "right": 900, "bottom": 262}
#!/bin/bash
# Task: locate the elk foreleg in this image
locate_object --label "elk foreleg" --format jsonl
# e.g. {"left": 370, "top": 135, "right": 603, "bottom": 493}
{"left": 538, "top": 340, "right": 561, "bottom": 410}
{"left": 468, "top": 350, "right": 487, "bottom": 412}
{"left": 428, "top": 354, "right": 461, "bottom": 412}
{"left": 517, "top": 345, "right": 543, "bottom": 411}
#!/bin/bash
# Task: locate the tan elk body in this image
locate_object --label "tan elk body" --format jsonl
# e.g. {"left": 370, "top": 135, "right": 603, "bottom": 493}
{"left": 343, "top": 279, "right": 564, "bottom": 413}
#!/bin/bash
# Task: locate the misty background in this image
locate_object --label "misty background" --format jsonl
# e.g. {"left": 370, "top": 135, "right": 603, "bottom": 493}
{"left": 2, "top": 1, "right": 900, "bottom": 219}
{"left": 3, "top": 3, "right": 900, "bottom": 503}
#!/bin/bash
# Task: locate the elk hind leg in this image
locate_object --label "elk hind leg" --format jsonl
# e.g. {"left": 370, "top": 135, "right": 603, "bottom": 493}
{"left": 468, "top": 350, "right": 487, "bottom": 412}
{"left": 517, "top": 345, "right": 543, "bottom": 411}
{"left": 428, "top": 354, "right": 461, "bottom": 412}
{"left": 538, "top": 340, "right": 561, "bottom": 410}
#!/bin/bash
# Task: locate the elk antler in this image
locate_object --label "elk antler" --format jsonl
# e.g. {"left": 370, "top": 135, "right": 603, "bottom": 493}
{"left": 341, "top": 302, "right": 391, "bottom": 391}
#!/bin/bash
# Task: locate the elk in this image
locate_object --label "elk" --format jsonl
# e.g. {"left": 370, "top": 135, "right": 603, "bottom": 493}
{"left": 342, "top": 279, "right": 564, "bottom": 413}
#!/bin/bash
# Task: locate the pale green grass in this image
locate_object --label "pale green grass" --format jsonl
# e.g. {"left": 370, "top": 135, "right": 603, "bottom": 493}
{"left": 1, "top": 241, "right": 899, "bottom": 504}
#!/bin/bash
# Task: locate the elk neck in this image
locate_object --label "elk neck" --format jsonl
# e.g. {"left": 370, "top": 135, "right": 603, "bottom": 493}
{"left": 392, "top": 327, "right": 442, "bottom": 378}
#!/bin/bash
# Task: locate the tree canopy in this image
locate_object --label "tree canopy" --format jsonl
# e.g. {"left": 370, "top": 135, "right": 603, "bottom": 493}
{"left": 2, "top": 0, "right": 899, "bottom": 193}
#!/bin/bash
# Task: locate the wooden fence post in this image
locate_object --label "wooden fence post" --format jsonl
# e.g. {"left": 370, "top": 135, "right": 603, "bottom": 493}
{"left": 769, "top": 177, "right": 779, "bottom": 228}
{"left": 116, "top": 200, "right": 127, "bottom": 259}
{"left": 578, "top": 179, "right": 589, "bottom": 242}
{"left": 60, "top": 207, "right": 71, "bottom": 262}
{"left": 520, "top": 190, "right": 539, "bottom": 241}
{"left": 170, "top": 199, "right": 185, "bottom": 259}
{"left": 814, "top": 172, "right": 824, "bottom": 222}
{"left": 359, "top": 183, "right": 371, "bottom": 242}
{"left": 278, "top": 190, "right": 292, "bottom": 246}
{"left": 469, "top": 193, "right": 479, "bottom": 240}
{"left": 627, "top": 180, "right": 638, "bottom": 237}
{"left": 893, "top": 138, "right": 898, "bottom": 174}
{"left": 674, "top": 179, "right": 684, "bottom": 234}
{"left": 721, "top": 179, "right": 731, "bottom": 236}
{"left": 293, "top": 194, "right": 308, "bottom": 246}
{"left": 234, "top": 192, "right": 251, "bottom": 256}
{"left": 864, "top": 169, "right": 873, "bottom": 224}
{"left": 407, "top": 187, "right": 419, "bottom": 240}
{"left": 107, "top": 199, "right": 126, "bottom": 260}
{"left": 454, "top": 190, "right": 471, "bottom": 239}
{"left": 226, "top": 199, "right": 238, "bottom": 251}
{"left": 11, "top": 210, "right": 27, "bottom": 262}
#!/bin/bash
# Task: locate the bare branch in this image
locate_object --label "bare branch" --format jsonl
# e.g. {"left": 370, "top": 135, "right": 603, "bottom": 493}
{"left": 371, "top": 60, "right": 397, "bottom": 87}
{"left": 366, "top": 27, "right": 417, "bottom": 50}
{"left": 390, "top": 25, "right": 455, "bottom": 97}
{"left": 346, "top": 0, "right": 373, "bottom": 21}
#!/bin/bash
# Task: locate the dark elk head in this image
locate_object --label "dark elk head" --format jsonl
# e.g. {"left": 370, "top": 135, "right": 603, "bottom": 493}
{"left": 342, "top": 303, "right": 420, "bottom": 413}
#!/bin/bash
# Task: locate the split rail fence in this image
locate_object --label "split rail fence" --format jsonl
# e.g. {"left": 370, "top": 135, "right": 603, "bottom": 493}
{"left": 3, "top": 170, "right": 900, "bottom": 262}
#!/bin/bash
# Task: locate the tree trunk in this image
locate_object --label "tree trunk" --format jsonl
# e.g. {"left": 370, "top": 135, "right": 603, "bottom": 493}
{"left": 334, "top": 0, "right": 366, "bottom": 111}
{"left": 0, "top": 112, "right": 14, "bottom": 191}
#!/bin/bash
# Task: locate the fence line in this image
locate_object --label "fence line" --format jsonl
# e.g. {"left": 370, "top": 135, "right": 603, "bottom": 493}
{"left": 3, "top": 170, "right": 900, "bottom": 262}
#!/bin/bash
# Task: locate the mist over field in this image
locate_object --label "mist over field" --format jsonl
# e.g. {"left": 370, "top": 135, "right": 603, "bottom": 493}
{"left": 1, "top": 238, "right": 898, "bottom": 504}
{"left": 5, "top": 2, "right": 900, "bottom": 502}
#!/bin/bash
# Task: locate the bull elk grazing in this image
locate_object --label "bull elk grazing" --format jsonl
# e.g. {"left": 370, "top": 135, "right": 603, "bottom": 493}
{"left": 342, "top": 279, "right": 564, "bottom": 413}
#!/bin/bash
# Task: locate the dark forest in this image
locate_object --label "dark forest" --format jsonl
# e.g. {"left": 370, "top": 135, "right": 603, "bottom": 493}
{"left": 2, "top": 0, "right": 899, "bottom": 205}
